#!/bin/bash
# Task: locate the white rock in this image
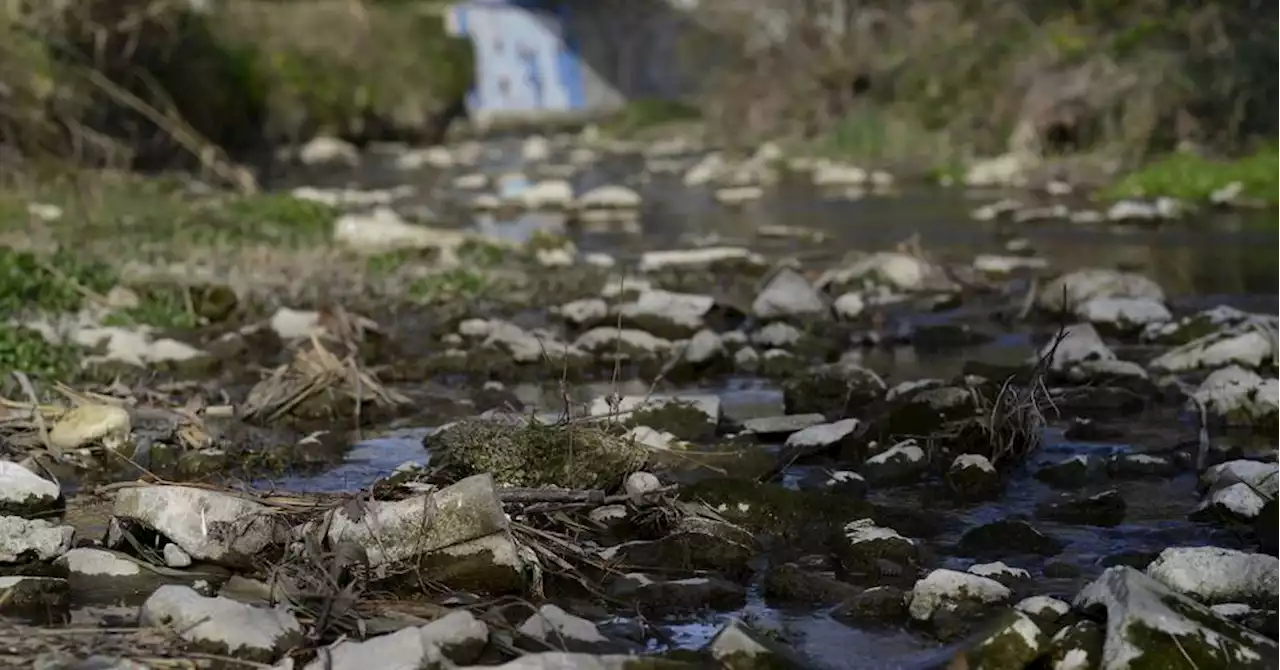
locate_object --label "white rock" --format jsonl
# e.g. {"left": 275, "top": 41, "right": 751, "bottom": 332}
{"left": 638, "top": 247, "right": 762, "bottom": 273}
{"left": 751, "top": 322, "right": 803, "bottom": 347}
{"left": 969, "top": 561, "right": 1030, "bottom": 581}
{"left": 395, "top": 146, "right": 454, "bottom": 170}
{"left": 714, "top": 185, "right": 765, "bottom": 204}
{"left": 784, "top": 419, "right": 860, "bottom": 449}
{"left": 514, "top": 180, "right": 574, "bottom": 209}
{"left": 164, "top": 543, "right": 193, "bottom": 568}
{"left": 1201, "top": 461, "right": 1278, "bottom": 496}
{"left": 522, "top": 136, "right": 552, "bottom": 161}
{"left": 112, "top": 485, "right": 283, "bottom": 566}
{"left": 812, "top": 162, "right": 867, "bottom": 186}
{"left": 683, "top": 153, "right": 726, "bottom": 185}
{"left": 577, "top": 185, "right": 641, "bottom": 209}
{"left": 1040, "top": 323, "right": 1116, "bottom": 372}
{"left": 973, "top": 254, "right": 1049, "bottom": 274}
{"left": 1196, "top": 482, "right": 1269, "bottom": 520}
{"left": 141, "top": 585, "right": 302, "bottom": 660}
{"left": 0, "top": 516, "right": 74, "bottom": 562}
{"left": 518, "top": 604, "right": 607, "bottom": 646}
{"left": 1015, "top": 595, "right": 1071, "bottom": 618}
{"left": 624, "top": 426, "right": 680, "bottom": 451}
{"left": 268, "top": 307, "right": 322, "bottom": 340}
{"left": 965, "top": 153, "right": 1036, "bottom": 187}
{"left": 556, "top": 298, "right": 609, "bottom": 327}
{"left": 573, "top": 328, "right": 672, "bottom": 355}
{"left": 1151, "top": 327, "right": 1277, "bottom": 373}
{"left": 333, "top": 208, "right": 459, "bottom": 254}
{"left": 0, "top": 461, "right": 60, "bottom": 514}
{"left": 1038, "top": 269, "right": 1165, "bottom": 314}
{"left": 818, "top": 252, "right": 951, "bottom": 293}
{"left": 1078, "top": 297, "right": 1172, "bottom": 330}
{"left": 833, "top": 292, "right": 866, "bottom": 319}
{"left": 618, "top": 290, "right": 716, "bottom": 335}
{"left": 588, "top": 393, "right": 721, "bottom": 426}
{"left": 624, "top": 472, "right": 662, "bottom": 497}
{"left": 48, "top": 404, "right": 132, "bottom": 452}
{"left": 453, "top": 173, "right": 489, "bottom": 189}
{"left": 1146, "top": 546, "right": 1278, "bottom": 606}
{"left": 1191, "top": 366, "right": 1279, "bottom": 425}
{"left": 1075, "top": 567, "right": 1275, "bottom": 669}
{"left": 752, "top": 268, "right": 828, "bottom": 320}
{"left": 298, "top": 136, "right": 358, "bottom": 167}
{"left": 908, "top": 569, "right": 1012, "bottom": 621}
{"left": 683, "top": 329, "right": 726, "bottom": 364}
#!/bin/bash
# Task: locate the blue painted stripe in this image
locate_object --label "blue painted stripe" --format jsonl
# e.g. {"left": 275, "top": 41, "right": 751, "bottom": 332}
{"left": 554, "top": 3, "right": 586, "bottom": 109}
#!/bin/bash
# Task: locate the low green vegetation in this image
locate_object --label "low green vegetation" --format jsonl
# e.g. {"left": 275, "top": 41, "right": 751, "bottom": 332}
{"left": 604, "top": 99, "right": 702, "bottom": 137}
{"left": 1104, "top": 144, "right": 1279, "bottom": 204}
{"left": 0, "top": 326, "right": 81, "bottom": 379}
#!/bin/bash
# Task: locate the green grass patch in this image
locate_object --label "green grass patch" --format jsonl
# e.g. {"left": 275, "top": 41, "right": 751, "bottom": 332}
{"left": 409, "top": 268, "right": 493, "bottom": 303}
{"left": 604, "top": 99, "right": 701, "bottom": 136}
{"left": 0, "top": 247, "right": 117, "bottom": 316}
{"left": 1104, "top": 144, "right": 1279, "bottom": 204}
{"left": 0, "top": 326, "right": 81, "bottom": 380}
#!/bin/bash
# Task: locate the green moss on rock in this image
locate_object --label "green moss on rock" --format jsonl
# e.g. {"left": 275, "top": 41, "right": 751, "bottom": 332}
{"left": 430, "top": 418, "right": 648, "bottom": 489}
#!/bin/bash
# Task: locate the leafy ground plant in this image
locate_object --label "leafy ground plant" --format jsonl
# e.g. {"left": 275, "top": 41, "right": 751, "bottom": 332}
{"left": 1104, "top": 144, "right": 1279, "bottom": 204}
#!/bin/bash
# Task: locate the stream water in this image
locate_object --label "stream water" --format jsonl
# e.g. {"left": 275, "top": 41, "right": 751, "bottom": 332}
{"left": 261, "top": 137, "right": 1278, "bottom": 669}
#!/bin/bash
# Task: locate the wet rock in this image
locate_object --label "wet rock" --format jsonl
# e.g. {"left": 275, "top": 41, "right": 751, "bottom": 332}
{"left": 140, "top": 585, "right": 303, "bottom": 663}
{"left": 972, "top": 254, "right": 1049, "bottom": 275}
{"left": 752, "top": 268, "right": 830, "bottom": 321}
{"left": 683, "top": 329, "right": 727, "bottom": 366}
{"left": 576, "top": 184, "right": 641, "bottom": 210}
{"left": 55, "top": 548, "right": 221, "bottom": 606}
{"left": 1038, "top": 269, "right": 1165, "bottom": 315}
{"left": 1036, "top": 489, "right": 1127, "bottom": 527}
{"left": 1043, "top": 620, "right": 1104, "bottom": 670}
{"left": 818, "top": 252, "right": 956, "bottom": 294}
{"left": 1035, "top": 455, "right": 1100, "bottom": 489}
{"left": 624, "top": 472, "right": 662, "bottom": 498}
{"left": 475, "top": 320, "right": 584, "bottom": 364}
{"left": 0, "top": 515, "right": 74, "bottom": 563}
{"left": 1211, "top": 604, "right": 1280, "bottom": 638}
{"left": 1078, "top": 297, "right": 1172, "bottom": 334}
{"left": 958, "top": 518, "right": 1063, "bottom": 557}
{"left": 518, "top": 604, "right": 616, "bottom": 653}
{"left": 415, "top": 531, "right": 525, "bottom": 594}
{"left": 734, "top": 346, "right": 761, "bottom": 371}
{"left": 512, "top": 180, "right": 574, "bottom": 209}
{"left": 879, "top": 384, "right": 977, "bottom": 437}
{"left": 1150, "top": 326, "right": 1277, "bottom": 373}
{"left": 1107, "top": 197, "right": 1182, "bottom": 222}
{"left": 624, "top": 426, "right": 686, "bottom": 451}
{"left": 1191, "top": 366, "right": 1278, "bottom": 428}
{"left": 320, "top": 474, "right": 506, "bottom": 569}
{"left": 741, "top": 414, "right": 826, "bottom": 441}
{"left": 298, "top": 136, "right": 358, "bottom": 166}
{"left": 1108, "top": 453, "right": 1179, "bottom": 478}
{"left": 967, "top": 562, "right": 1031, "bottom": 589}
{"left": 616, "top": 290, "right": 720, "bottom": 338}
{"left": 706, "top": 620, "right": 805, "bottom": 670}
{"left": 556, "top": 298, "right": 609, "bottom": 328}
{"left": 574, "top": 327, "right": 672, "bottom": 359}
{"left": 821, "top": 471, "right": 868, "bottom": 498}
{"left": 783, "top": 418, "right": 862, "bottom": 459}
{"left": 1146, "top": 546, "right": 1278, "bottom": 608}
{"left": 907, "top": 569, "right": 1013, "bottom": 639}
{"left": 751, "top": 321, "right": 804, "bottom": 348}
{"left": 0, "top": 575, "right": 69, "bottom": 625}
{"left": 762, "top": 562, "right": 861, "bottom": 605}
{"left": 833, "top": 292, "right": 865, "bottom": 319}
{"left": 1041, "top": 323, "right": 1115, "bottom": 373}
{"left": 302, "top": 626, "right": 446, "bottom": 670}
{"left": 48, "top": 404, "right": 132, "bottom": 453}
{"left": 832, "top": 586, "right": 909, "bottom": 627}
{"left": 953, "top": 610, "right": 1047, "bottom": 670}
{"left": 965, "top": 153, "right": 1035, "bottom": 188}
{"left": 592, "top": 394, "right": 721, "bottom": 441}
{"left": 600, "top": 516, "right": 755, "bottom": 581}
{"left": 835, "top": 519, "right": 919, "bottom": 585}
{"left": 1074, "top": 566, "right": 1277, "bottom": 669}
{"left": 1063, "top": 417, "right": 1124, "bottom": 442}
{"left": 1015, "top": 595, "right": 1071, "bottom": 625}
{"left": 1201, "top": 460, "right": 1278, "bottom": 497}
{"left": 0, "top": 461, "right": 61, "bottom": 517}
{"left": 162, "top": 543, "right": 192, "bottom": 568}
{"left": 1142, "top": 306, "right": 1272, "bottom": 346}
{"left": 638, "top": 247, "right": 764, "bottom": 273}
{"left": 111, "top": 485, "right": 284, "bottom": 568}
{"left": 861, "top": 439, "right": 928, "bottom": 485}
{"left": 947, "top": 454, "right": 1001, "bottom": 500}
{"left": 1193, "top": 482, "right": 1270, "bottom": 523}
{"left": 608, "top": 573, "right": 746, "bottom": 614}
{"left": 430, "top": 420, "right": 647, "bottom": 489}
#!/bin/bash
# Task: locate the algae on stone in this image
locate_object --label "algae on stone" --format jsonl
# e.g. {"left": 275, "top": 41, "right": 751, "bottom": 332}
{"left": 429, "top": 418, "right": 648, "bottom": 489}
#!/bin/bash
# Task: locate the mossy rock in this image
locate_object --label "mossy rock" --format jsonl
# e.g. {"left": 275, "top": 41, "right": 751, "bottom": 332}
{"left": 677, "top": 478, "right": 871, "bottom": 548}
{"left": 429, "top": 418, "right": 648, "bottom": 489}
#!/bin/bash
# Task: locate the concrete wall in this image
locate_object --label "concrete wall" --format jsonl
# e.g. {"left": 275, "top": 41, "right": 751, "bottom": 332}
{"left": 446, "top": 0, "right": 716, "bottom": 123}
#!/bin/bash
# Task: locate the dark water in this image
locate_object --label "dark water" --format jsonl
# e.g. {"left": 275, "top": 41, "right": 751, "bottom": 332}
{"left": 269, "top": 137, "right": 1278, "bottom": 669}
